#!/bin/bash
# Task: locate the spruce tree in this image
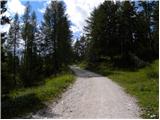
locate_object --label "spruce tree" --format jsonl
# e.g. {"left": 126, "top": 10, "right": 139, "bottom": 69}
{"left": 42, "top": 1, "right": 72, "bottom": 75}
{"left": 21, "top": 2, "right": 39, "bottom": 86}
{"left": 6, "top": 13, "right": 20, "bottom": 86}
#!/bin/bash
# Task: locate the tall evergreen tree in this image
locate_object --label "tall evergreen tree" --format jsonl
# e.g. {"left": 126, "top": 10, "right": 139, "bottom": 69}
{"left": 21, "top": 2, "right": 39, "bottom": 86}
{"left": 42, "top": 1, "right": 72, "bottom": 75}
{"left": 85, "top": 1, "right": 120, "bottom": 63}
{"left": 84, "top": 1, "right": 158, "bottom": 68}
{"left": 6, "top": 13, "right": 20, "bottom": 86}
{"left": 1, "top": 1, "right": 12, "bottom": 95}
{"left": 73, "top": 36, "right": 87, "bottom": 62}
{"left": 152, "top": 1, "right": 159, "bottom": 58}
{"left": 138, "top": 1, "right": 156, "bottom": 61}
{"left": 21, "top": 2, "right": 31, "bottom": 86}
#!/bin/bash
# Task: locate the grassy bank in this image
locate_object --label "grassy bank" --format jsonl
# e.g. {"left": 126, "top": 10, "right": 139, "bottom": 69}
{"left": 2, "top": 73, "right": 75, "bottom": 118}
{"left": 87, "top": 60, "right": 159, "bottom": 119}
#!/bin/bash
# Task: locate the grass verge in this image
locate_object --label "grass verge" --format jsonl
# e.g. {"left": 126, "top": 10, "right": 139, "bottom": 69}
{"left": 87, "top": 60, "right": 159, "bottom": 119}
{"left": 2, "top": 73, "right": 75, "bottom": 118}
{"left": 76, "top": 61, "right": 88, "bottom": 69}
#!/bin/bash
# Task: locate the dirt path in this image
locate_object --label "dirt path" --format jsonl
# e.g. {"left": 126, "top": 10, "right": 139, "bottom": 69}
{"left": 30, "top": 66, "right": 140, "bottom": 119}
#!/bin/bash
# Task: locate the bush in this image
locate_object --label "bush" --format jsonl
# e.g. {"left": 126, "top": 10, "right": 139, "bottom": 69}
{"left": 146, "top": 60, "right": 159, "bottom": 79}
{"left": 2, "top": 73, "right": 75, "bottom": 118}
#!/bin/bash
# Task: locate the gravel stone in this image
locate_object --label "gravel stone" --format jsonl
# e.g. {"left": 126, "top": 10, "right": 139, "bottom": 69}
{"left": 31, "top": 66, "right": 140, "bottom": 119}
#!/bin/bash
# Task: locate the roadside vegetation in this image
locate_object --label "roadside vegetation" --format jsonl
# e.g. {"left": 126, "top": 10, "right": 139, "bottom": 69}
{"left": 108, "top": 60, "right": 159, "bottom": 119}
{"left": 74, "top": 1, "right": 158, "bottom": 118}
{"left": 2, "top": 1, "right": 73, "bottom": 97}
{"left": 2, "top": 73, "right": 75, "bottom": 118}
{"left": 83, "top": 60, "right": 158, "bottom": 119}
{"left": 1, "top": 1, "right": 75, "bottom": 119}
{"left": 1, "top": 0, "right": 159, "bottom": 119}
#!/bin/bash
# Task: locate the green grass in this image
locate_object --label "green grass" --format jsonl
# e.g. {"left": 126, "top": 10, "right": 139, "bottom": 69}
{"left": 76, "top": 61, "right": 88, "bottom": 69}
{"left": 88, "top": 60, "right": 159, "bottom": 119}
{"left": 2, "top": 73, "right": 75, "bottom": 118}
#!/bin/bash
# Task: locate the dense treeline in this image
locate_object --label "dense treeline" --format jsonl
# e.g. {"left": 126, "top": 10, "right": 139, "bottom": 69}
{"left": 74, "top": 1, "right": 158, "bottom": 68}
{"left": 2, "top": 1, "right": 73, "bottom": 95}
{"left": 1, "top": 0, "right": 159, "bottom": 98}
{"left": 1, "top": 1, "right": 12, "bottom": 95}
{"left": 73, "top": 2, "right": 159, "bottom": 118}
{"left": 1, "top": 0, "right": 159, "bottom": 118}
{"left": 73, "top": 36, "right": 87, "bottom": 62}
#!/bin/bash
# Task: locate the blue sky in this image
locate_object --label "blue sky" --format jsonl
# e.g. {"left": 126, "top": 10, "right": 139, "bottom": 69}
{"left": 2, "top": 0, "right": 107, "bottom": 40}
{"left": 21, "top": 1, "right": 45, "bottom": 23}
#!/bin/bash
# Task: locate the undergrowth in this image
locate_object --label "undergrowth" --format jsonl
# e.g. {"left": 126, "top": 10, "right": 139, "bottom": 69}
{"left": 87, "top": 60, "right": 159, "bottom": 119}
{"left": 2, "top": 73, "right": 75, "bottom": 118}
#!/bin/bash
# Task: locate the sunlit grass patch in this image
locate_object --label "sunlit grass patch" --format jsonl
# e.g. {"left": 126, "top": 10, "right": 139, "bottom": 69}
{"left": 2, "top": 73, "right": 75, "bottom": 118}
{"left": 89, "top": 60, "right": 159, "bottom": 119}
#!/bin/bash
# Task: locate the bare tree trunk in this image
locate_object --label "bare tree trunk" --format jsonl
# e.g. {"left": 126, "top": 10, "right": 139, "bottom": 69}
{"left": 13, "top": 32, "right": 16, "bottom": 86}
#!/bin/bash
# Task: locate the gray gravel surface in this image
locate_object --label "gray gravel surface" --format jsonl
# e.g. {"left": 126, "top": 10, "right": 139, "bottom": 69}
{"left": 30, "top": 66, "right": 140, "bottom": 119}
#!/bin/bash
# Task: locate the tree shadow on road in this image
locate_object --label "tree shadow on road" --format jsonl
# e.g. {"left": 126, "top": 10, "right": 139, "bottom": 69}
{"left": 70, "top": 66, "right": 102, "bottom": 78}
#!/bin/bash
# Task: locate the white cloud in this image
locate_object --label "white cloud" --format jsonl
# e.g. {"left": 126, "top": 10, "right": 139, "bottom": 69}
{"left": 0, "top": 0, "right": 26, "bottom": 33}
{"left": 71, "top": 25, "right": 80, "bottom": 33}
{"left": 38, "top": 0, "right": 51, "bottom": 13}
{"left": 7, "top": 0, "right": 26, "bottom": 16}
{"left": 38, "top": 8, "right": 45, "bottom": 13}
{"left": 0, "top": 24, "right": 10, "bottom": 33}
{"left": 63, "top": 0, "right": 105, "bottom": 38}
{"left": 38, "top": 0, "right": 105, "bottom": 39}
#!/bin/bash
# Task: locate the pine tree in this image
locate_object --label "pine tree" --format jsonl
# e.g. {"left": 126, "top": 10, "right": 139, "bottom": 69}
{"left": 42, "top": 1, "right": 72, "bottom": 75}
{"left": 84, "top": 1, "right": 157, "bottom": 68}
{"left": 85, "top": 1, "right": 120, "bottom": 63}
{"left": 152, "top": 1, "right": 159, "bottom": 58}
{"left": 21, "top": 2, "right": 39, "bottom": 86}
{"left": 6, "top": 13, "right": 20, "bottom": 86}
{"left": 138, "top": 1, "right": 156, "bottom": 61}
{"left": 73, "top": 36, "right": 87, "bottom": 62}
{"left": 1, "top": 1, "right": 12, "bottom": 95}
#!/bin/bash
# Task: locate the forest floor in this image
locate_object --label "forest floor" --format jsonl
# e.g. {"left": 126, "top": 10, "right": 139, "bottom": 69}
{"left": 30, "top": 66, "right": 140, "bottom": 119}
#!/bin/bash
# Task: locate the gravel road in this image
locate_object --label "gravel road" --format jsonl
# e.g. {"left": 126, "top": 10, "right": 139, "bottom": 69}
{"left": 30, "top": 66, "right": 140, "bottom": 119}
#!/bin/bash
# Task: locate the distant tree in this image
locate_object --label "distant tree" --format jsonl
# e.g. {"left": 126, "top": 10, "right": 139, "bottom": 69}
{"left": 85, "top": 1, "right": 120, "bottom": 63}
{"left": 21, "top": 2, "right": 39, "bottom": 86}
{"left": 1, "top": 1, "right": 12, "bottom": 95}
{"left": 1, "top": 1, "right": 10, "bottom": 25}
{"left": 6, "top": 13, "right": 20, "bottom": 86}
{"left": 73, "top": 39, "right": 81, "bottom": 61}
{"left": 84, "top": 7, "right": 102, "bottom": 63}
{"left": 138, "top": 1, "right": 157, "bottom": 61}
{"left": 21, "top": 2, "right": 31, "bottom": 86}
{"left": 117, "top": 1, "right": 138, "bottom": 67}
{"left": 152, "top": 1, "right": 159, "bottom": 58}
{"left": 73, "top": 36, "right": 87, "bottom": 62}
{"left": 42, "top": 1, "right": 73, "bottom": 75}
{"left": 28, "top": 11, "right": 41, "bottom": 84}
{"left": 84, "top": 1, "right": 158, "bottom": 68}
